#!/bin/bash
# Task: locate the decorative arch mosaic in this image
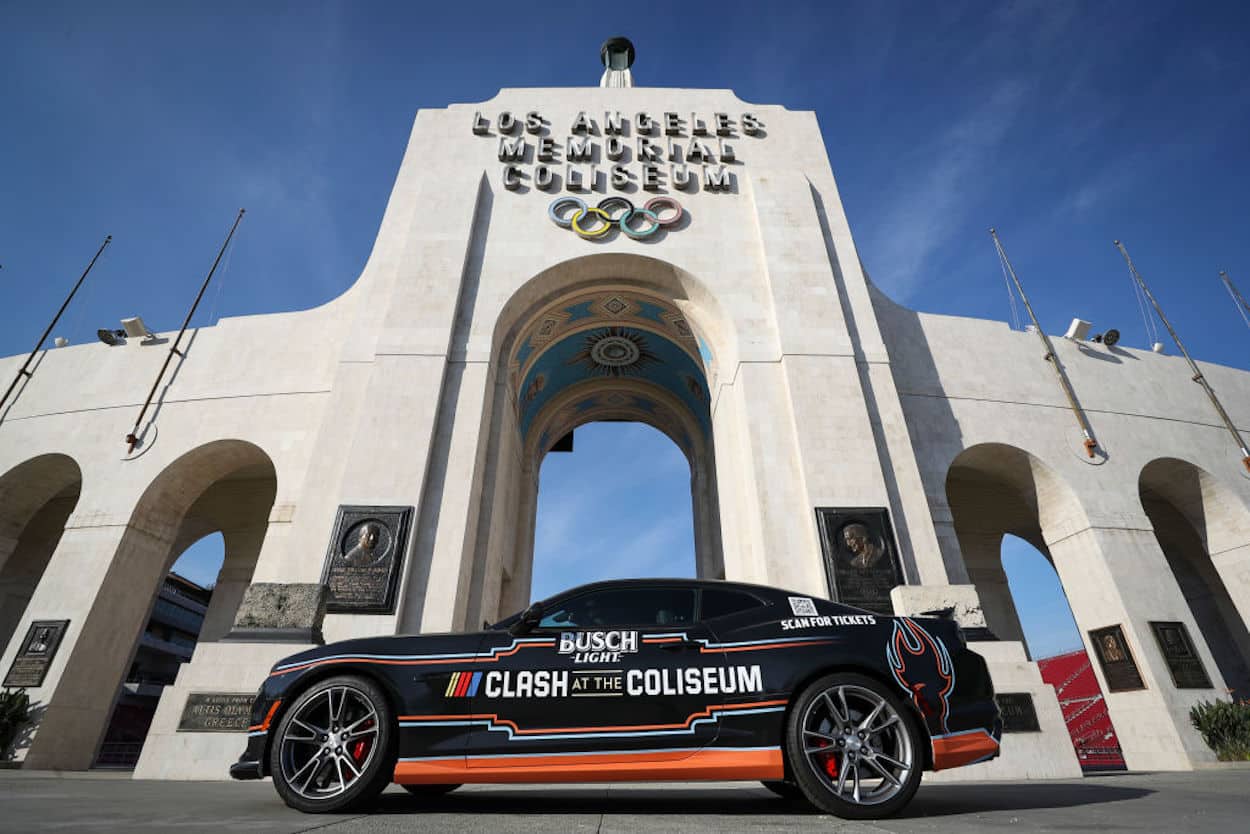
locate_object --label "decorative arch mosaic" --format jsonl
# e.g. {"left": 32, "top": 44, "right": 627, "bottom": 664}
{"left": 508, "top": 289, "right": 714, "bottom": 443}
{"left": 508, "top": 289, "right": 708, "bottom": 391}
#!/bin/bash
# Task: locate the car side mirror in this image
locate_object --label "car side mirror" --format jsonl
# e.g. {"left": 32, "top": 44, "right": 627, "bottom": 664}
{"left": 510, "top": 601, "right": 545, "bottom": 635}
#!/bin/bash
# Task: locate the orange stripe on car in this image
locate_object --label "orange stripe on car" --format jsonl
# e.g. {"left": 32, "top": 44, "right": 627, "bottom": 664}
{"left": 931, "top": 729, "right": 999, "bottom": 770}
{"left": 247, "top": 700, "right": 282, "bottom": 733}
{"left": 268, "top": 641, "right": 557, "bottom": 678}
{"left": 393, "top": 747, "right": 784, "bottom": 784}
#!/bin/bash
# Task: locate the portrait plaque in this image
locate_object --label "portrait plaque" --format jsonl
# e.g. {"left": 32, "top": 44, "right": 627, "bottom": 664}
{"left": 1149, "top": 621, "right": 1213, "bottom": 689}
{"left": 815, "top": 507, "right": 904, "bottom": 616}
{"left": 320, "top": 505, "right": 413, "bottom": 614}
{"left": 3, "top": 619, "right": 69, "bottom": 688}
{"left": 177, "top": 692, "right": 256, "bottom": 732}
{"left": 994, "top": 692, "right": 1041, "bottom": 733}
{"left": 1089, "top": 624, "right": 1145, "bottom": 692}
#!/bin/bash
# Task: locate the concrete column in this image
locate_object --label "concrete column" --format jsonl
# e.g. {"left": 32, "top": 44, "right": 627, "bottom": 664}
{"left": 2, "top": 516, "right": 170, "bottom": 769}
{"left": 196, "top": 524, "right": 266, "bottom": 643}
{"left": 724, "top": 362, "right": 825, "bottom": 596}
{"left": 1047, "top": 522, "right": 1226, "bottom": 770}
{"left": 1210, "top": 542, "right": 1250, "bottom": 640}
{"left": 955, "top": 529, "right": 1026, "bottom": 646}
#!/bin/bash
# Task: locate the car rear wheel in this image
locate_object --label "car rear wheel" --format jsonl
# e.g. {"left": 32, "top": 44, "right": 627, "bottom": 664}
{"left": 784, "top": 672, "right": 922, "bottom": 819}
{"left": 269, "top": 675, "right": 396, "bottom": 813}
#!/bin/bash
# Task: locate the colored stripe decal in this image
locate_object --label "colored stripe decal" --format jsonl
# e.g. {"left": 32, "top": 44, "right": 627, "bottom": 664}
{"left": 246, "top": 700, "right": 282, "bottom": 733}
{"left": 455, "top": 671, "right": 472, "bottom": 698}
{"left": 272, "top": 632, "right": 832, "bottom": 678}
{"left": 399, "top": 700, "right": 788, "bottom": 740}
{"left": 393, "top": 746, "right": 784, "bottom": 784}
{"left": 467, "top": 671, "right": 482, "bottom": 697}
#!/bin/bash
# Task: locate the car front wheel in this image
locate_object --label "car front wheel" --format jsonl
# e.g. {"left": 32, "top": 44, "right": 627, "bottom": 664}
{"left": 784, "top": 672, "right": 923, "bottom": 819}
{"left": 269, "top": 674, "right": 396, "bottom": 813}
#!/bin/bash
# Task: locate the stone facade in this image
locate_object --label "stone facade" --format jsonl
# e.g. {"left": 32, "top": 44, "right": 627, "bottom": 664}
{"left": 0, "top": 78, "right": 1247, "bottom": 781}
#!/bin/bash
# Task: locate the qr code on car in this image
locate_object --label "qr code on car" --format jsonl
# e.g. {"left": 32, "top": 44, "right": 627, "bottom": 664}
{"left": 788, "top": 596, "right": 818, "bottom": 617}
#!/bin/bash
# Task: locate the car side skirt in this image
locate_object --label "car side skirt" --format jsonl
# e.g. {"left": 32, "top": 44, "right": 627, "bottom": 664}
{"left": 393, "top": 746, "right": 784, "bottom": 783}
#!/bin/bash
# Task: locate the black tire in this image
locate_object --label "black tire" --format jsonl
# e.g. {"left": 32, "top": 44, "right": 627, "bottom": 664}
{"left": 269, "top": 674, "right": 396, "bottom": 813}
{"left": 760, "top": 780, "right": 804, "bottom": 799}
{"left": 784, "top": 672, "right": 923, "bottom": 820}
{"left": 401, "top": 783, "right": 461, "bottom": 798}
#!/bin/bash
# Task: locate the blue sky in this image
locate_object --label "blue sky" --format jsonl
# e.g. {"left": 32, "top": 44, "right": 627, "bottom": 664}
{"left": 6, "top": 2, "right": 1249, "bottom": 657}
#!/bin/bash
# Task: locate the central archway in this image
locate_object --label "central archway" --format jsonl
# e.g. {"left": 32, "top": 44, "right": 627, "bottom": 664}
{"left": 499, "top": 287, "right": 722, "bottom": 619}
{"left": 452, "top": 260, "right": 733, "bottom": 630}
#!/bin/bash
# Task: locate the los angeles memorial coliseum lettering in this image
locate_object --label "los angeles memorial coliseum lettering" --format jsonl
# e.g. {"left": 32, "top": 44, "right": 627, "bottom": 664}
{"left": 473, "top": 109, "right": 763, "bottom": 194}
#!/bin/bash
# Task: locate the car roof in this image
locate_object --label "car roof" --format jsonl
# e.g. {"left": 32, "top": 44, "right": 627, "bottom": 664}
{"left": 539, "top": 576, "right": 797, "bottom": 603}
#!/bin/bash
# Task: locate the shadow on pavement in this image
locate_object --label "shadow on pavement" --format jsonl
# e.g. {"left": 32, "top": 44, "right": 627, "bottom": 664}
{"left": 372, "top": 787, "right": 817, "bottom": 816}
{"left": 367, "top": 782, "right": 1154, "bottom": 819}
{"left": 903, "top": 782, "right": 1154, "bottom": 818}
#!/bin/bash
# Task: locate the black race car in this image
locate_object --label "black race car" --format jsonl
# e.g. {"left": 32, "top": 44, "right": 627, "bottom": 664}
{"left": 231, "top": 578, "right": 1000, "bottom": 819}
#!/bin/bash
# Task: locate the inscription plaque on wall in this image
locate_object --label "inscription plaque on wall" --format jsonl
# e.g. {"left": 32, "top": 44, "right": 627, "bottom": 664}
{"left": 1149, "top": 621, "right": 1213, "bottom": 689}
{"left": 177, "top": 692, "right": 255, "bottom": 732}
{"left": 994, "top": 692, "right": 1041, "bottom": 732}
{"left": 815, "top": 507, "right": 904, "bottom": 616}
{"left": 2, "top": 619, "right": 69, "bottom": 688}
{"left": 1089, "top": 624, "right": 1146, "bottom": 692}
{"left": 320, "top": 505, "right": 413, "bottom": 614}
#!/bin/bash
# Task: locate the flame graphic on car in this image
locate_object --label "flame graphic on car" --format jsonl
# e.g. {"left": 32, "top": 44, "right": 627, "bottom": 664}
{"left": 885, "top": 617, "right": 955, "bottom": 734}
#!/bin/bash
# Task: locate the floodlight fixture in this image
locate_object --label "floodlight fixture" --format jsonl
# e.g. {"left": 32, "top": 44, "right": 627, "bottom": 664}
{"left": 1063, "top": 318, "right": 1091, "bottom": 341}
{"left": 97, "top": 328, "right": 126, "bottom": 346}
{"left": 121, "top": 316, "right": 156, "bottom": 341}
{"left": 53, "top": 337, "right": 69, "bottom": 348}
{"left": 1102, "top": 329, "right": 1120, "bottom": 347}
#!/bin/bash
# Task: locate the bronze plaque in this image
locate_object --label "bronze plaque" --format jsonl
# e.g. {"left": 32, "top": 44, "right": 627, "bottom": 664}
{"left": 1089, "top": 624, "right": 1146, "bottom": 692}
{"left": 177, "top": 692, "right": 256, "bottom": 732}
{"left": 1149, "top": 621, "right": 1213, "bottom": 689}
{"left": 815, "top": 507, "right": 904, "bottom": 615}
{"left": 3, "top": 619, "right": 69, "bottom": 688}
{"left": 320, "top": 505, "right": 413, "bottom": 614}
{"left": 995, "top": 692, "right": 1040, "bottom": 732}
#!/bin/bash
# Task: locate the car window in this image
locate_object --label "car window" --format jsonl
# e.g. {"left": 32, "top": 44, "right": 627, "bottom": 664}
{"left": 538, "top": 588, "right": 696, "bottom": 628}
{"left": 700, "top": 588, "right": 765, "bottom": 620}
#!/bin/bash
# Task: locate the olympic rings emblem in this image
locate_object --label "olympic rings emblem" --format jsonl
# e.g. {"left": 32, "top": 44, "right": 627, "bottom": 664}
{"left": 548, "top": 196, "right": 684, "bottom": 240}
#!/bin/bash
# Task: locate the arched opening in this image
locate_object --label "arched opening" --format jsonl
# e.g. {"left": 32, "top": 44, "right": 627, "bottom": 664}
{"left": 21, "top": 440, "right": 276, "bottom": 771}
{"left": 0, "top": 454, "right": 82, "bottom": 657}
{"left": 93, "top": 533, "right": 224, "bottom": 769}
{"left": 457, "top": 276, "right": 726, "bottom": 630}
{"left": 1139, "top": 458, "right": 1250, "bottom": 699}
{"left": 529, "top": 422, "right": 697, "bottom": 603}
{"left": 946, "top": 444, "right": 1123, "bottom": 769}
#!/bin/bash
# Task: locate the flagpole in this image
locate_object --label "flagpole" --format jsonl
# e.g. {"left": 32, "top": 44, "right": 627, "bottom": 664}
{"left": 1116, "top": 242, "right": 1250, "bottom": 473}
{"left": 0, "top": 235, "right": 112, "bottom": 413}
{"left": 1219, "top": 270, "right": 1250, "bottom": 330}
{"left": 990, "top": 228, "right": 1099, "bottom": 458}
{"left": 125, "top": 210, "right": 244, "bottom": 451}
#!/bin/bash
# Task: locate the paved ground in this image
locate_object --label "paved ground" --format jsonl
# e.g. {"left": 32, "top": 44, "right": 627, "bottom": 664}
{"left": 0, "top": 769, "right": 1246, "bottom": 833}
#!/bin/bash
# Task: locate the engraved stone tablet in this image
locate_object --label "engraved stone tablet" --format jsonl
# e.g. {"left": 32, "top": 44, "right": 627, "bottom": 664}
{"left": 1149, "top": 620, "right": 1212, "bottom": 689}
{"left": 815, "top": 507, "right": 904, "bottom": 616}
{"left": 1089, "top": 624, "right": 1145, "bottom": 692}
{"left": 995, "top": 692, "right": 1040, "bottom": 732}
{"left": 177, "top": 692, "right": 256, "bottom": 732}
{"left": 320, "top": 505, "right": 413, "bottom": 614}
{"left": 3, "top": 619, "right": 69, "bottom": 688}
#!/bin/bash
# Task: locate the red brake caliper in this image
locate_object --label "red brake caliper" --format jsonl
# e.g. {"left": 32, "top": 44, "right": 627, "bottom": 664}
{"left": 348, "top": 719, "right": 374, "bottom": 776}
{"left": 812, "top": 737, "right": 838, "bottom": 778}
